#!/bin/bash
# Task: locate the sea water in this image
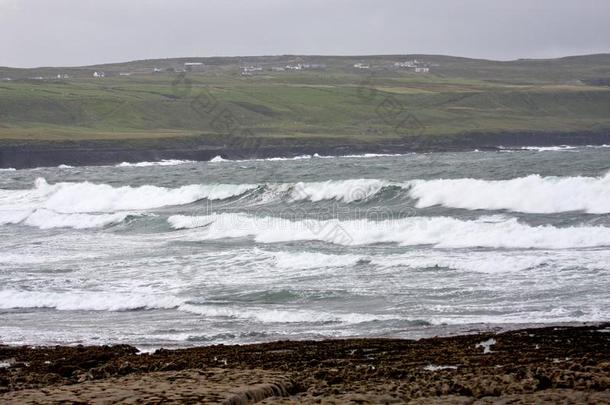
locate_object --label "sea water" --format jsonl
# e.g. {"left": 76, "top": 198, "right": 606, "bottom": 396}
{"left": 0, "top": 146, "right": 609, "bottom": 348}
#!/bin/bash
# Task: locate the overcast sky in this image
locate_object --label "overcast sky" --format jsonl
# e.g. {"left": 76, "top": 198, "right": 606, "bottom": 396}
{"left": 1, "top": 0, "right": 609, "bottom": 68}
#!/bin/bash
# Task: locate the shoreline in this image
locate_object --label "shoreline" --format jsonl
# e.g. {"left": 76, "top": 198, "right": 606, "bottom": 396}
{"left": 1, "top": 129, "right": 610, "bottom": 169}
{"left": 2, "top": 323, "right": 610, "bottom": 403}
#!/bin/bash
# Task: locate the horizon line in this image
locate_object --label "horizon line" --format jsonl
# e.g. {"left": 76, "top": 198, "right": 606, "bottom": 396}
{"left": 3, "top": 52, "right": 609, "bottom": 70}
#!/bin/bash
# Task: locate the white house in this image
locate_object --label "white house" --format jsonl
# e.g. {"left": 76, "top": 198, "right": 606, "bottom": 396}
{"left": 285, "top": 63, "right": 326, "bottom": 70}
{"left": 93, "top": 71, "right": 105, "bottom": 78}
{"left": 354, "top": 63, "right": 370, "bottom": 69}
{"left": 302, "top": 64, "right": 326, "bottom": 70}
{"left": 184, "top": 62, "right": 205, "bottom": 72}
{"left": 394, "top": 61, "right": 416, "bottom": 68}
{"left": 242, "top": 66, "right": 263, "bottom": 73}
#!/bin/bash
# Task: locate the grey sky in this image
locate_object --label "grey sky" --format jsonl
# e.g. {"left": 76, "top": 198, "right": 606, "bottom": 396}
{"left": 1, "top": 0, "right": 609, "bottom": 68}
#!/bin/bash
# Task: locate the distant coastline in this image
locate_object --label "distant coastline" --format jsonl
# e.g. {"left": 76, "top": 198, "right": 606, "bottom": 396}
{"left": 1, "top": 129, "right": 610, "bottom": 169}
{"left": 2, "top": 53, "right": 610, "bottom": 169}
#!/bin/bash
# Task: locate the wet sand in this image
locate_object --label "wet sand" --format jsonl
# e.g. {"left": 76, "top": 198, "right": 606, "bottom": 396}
{"left": 2, "top": 323, "right": 610, "bottom": 404}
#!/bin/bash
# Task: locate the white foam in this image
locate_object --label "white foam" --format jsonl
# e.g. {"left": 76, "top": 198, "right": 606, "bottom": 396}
{"left": 178, "top": 304, "right": 390, "bottom": 324}
{"left": 0, "top": 179, "right": 258, "bottom": 228}
{"left": 210, "top": 155, "right": 227, "bottom": 162}
{"left": 168, "top": 215, "right": 215, "bottom": 230}
{"left": 262, "top": 248, "right": 610, "bottom": 274}
{"left": 208, "top": 153, "right": 407, "bottom": 163}
{"left": 429, "top": 305, "right": 608, "bottom": 325}
{"left": 0, "top": 290, "right": 183, "bottom": 311}
{"left": 340, "top": 153, "right": 407, "bottom": 158}
{"left": 23, "top": 209, "right": 135, "bottom": 230}
{"left": 210, "top": 155, "right": 313, "bottom": 163}
{"left": 0, "top": 251, "right": 104, "bottom": 264}
{"left": 116, "top": 159, "right": 195, "bottom": 167}
{"left": 168, "top": 213, "right": 610, "bottom": 249}
{"left": 5, "top": 178, "right": 257, "bottom": 213}
{"left": 271, "top": 251, "right": 362, "bottom": 270}
{"left": 0, "top": 168, "right": 16, "bottom": 172}
{"left": 0, "top": 209, "right": 32, "bottom": 225}
{"left": 291, "top": 179, "right": 388, "bottom": 203}
{"left": 247, "top": 179, "right": 391, "bottom": 203}
{"left": 57, "top": 164, "right": 74, "bottom": 169}
{"left": 520, "top": 145, "right": 578, "bottom": 152}
{"left": 408, "top": 172, "right": 610, "bottom": 214}
{"left": 500, "top": 145, "right": 610, "bottom": 152}
{"left": 264, "top": 154, "right": 312, "bottom": 161}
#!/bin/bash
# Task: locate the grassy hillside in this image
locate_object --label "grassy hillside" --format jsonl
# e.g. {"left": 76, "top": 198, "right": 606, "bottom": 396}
{"left": 1, "top": 54, "right": 610, "bottom": 143}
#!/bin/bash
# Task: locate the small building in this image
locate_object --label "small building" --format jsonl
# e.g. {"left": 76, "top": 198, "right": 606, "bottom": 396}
{"left": 354, "top": 63, "right": 370, "bottom": 69}
{"left": 241, "top": 65, "right": 263, "bottom": 74}
{"left": 394, "top": 59, "right": 433, "bottom": 73}
{"left": 302, "top": 63, "right": 326, "bottom": 70}
{"left": 285, "top": 63, "right": 326, "bottom": 71}
{"left": 93, "top": 71, "right": 105, "bottom": 78}
{"left": 184, "top": 62, "right": 205, "bottom": 72}
{"left": 56, "top": 74, "right": 69, "bottom": 79}
{"left": 394, "top": 61, "right": 416, "bottom": 68}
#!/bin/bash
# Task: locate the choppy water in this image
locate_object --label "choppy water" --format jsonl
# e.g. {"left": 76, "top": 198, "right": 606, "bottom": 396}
{"left": 1, "top": 146, "right": 609, "bottom": 348}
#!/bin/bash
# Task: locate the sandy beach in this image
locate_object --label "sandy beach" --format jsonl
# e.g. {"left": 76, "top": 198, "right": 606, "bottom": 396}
{"left": 2, "top": 323, "right": 610, "bottom": 403}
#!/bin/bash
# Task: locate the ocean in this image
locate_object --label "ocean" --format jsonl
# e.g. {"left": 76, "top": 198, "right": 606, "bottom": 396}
{"left": 1, "top": 146, "right": 609, "bottom": 349}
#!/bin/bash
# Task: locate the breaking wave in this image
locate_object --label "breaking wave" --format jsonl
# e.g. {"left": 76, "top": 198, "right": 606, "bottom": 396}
{"left": 210, "top": 154, "right": 314, "bottom": 163}
{"left": 23, "top": 210, "right": 138, "bottom": 230}
{"left": 0, "top": 290, "right": 183, "bottom": 311}
{"left": 208, "top": 153, "right": 407, "bottom": 163}
{"left": 408, "top": 171, "right": 610, "bottom": 214}
{"left": 290, "top": 179, "right": 388, "bottom": 203}
{"left": 178, "top": 304, "right": 394, "bottom": 324}
{"left": 2, "top": 172, "right": 610, "bottom": 230}
{"left": 27, "top": 178, "right": 257, "bottom": 212}
{"left": 168, "top": 213, "right": 610, "bottom": 249}
{"left": 0, "top": 178, "right": 258, "bottom": 228}
{"left": 116, "top": 159, "right": 195, "bottom": 167}
{"left": 264, "top": 249, "right": 610, "bottom": 273}
{"left": 0, "top": 289, "right": 394, "bottom": 324}
{"left": 520, "top": 145, "right": 578, "bottom": 152}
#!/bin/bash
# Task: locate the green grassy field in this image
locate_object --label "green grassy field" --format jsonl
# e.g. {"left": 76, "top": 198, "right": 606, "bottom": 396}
{"left": 1, "top": 54, "right": 609, "bottom": 143}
